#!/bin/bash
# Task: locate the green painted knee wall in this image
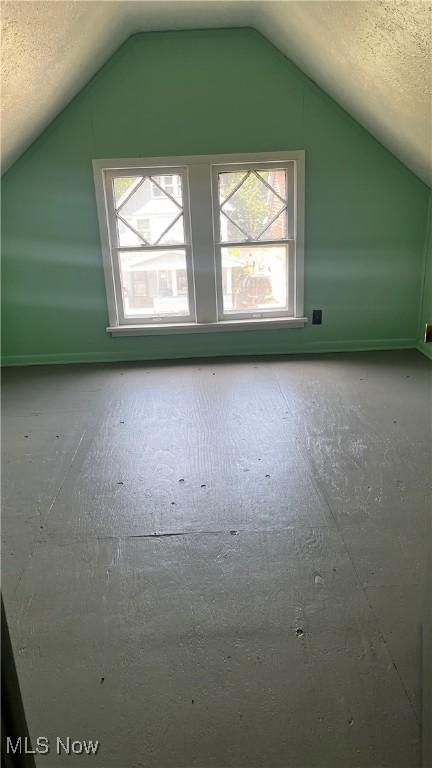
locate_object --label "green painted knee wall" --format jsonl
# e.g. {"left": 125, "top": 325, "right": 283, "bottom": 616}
{"left": 1, "top": 28, "right": 430, "bottom": 365}
{"left": 417, "top": 192, "right": 432, "bottom": 360}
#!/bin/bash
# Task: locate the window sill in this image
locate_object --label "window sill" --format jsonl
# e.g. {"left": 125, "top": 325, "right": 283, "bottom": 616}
{"left": 107, "top": 317, "right": 308, "bottom": 336}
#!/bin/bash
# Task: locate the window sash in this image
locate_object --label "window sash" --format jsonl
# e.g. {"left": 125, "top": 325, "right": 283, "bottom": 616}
{"left": 211, "top": 161, "right": 295, "bottom": 321}
{"left": 212, "top": 161, "right": 295, "bottom": 243}
{"left": 214, "top": 242, "right": 295, "bottom": 321}
{"left": 93, "top": 152, "right": 305, "bottom": 330}
{"left": 104, "top": 167, "right": 196, "bottom": 325}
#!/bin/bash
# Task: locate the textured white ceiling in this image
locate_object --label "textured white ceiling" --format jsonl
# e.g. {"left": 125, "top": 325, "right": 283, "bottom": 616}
{"left": 1, "top": 0, "right": 431, "bottom": 184}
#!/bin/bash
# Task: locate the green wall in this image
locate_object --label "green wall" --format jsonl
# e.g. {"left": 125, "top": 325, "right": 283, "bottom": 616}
{"left": 2, "top": 28, "right": 430, "bottom": 365}
{"left": 417, "top": 192, "right": 432, "bottom": 360}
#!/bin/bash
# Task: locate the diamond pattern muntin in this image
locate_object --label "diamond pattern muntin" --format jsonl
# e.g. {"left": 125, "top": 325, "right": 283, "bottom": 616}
{"left": 115, "top": 175, "right": 184, "bottom": 247}
{"left": 219, "top": 169, "right": 287, "bottom": 242}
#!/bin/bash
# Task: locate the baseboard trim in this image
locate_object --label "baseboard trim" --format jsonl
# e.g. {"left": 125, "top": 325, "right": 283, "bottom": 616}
{"left": 1, "top": 337, "right": 419, "bottom": 367}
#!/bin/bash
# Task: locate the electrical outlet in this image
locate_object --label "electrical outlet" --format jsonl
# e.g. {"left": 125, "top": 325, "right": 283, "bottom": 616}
{"left": 425, "top": 323, "right": 432, "bottom": 343}
{"left": 312, "top": 309, "right": 322, "bottom": 325}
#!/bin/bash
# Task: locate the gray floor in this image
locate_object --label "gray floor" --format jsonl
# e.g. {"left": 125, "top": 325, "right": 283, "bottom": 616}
{"left": 2, "top": 350, "right": 431, "bottom": 768}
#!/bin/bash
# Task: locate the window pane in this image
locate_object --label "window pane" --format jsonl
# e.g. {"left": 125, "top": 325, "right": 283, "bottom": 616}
{"left": 221, "top": 245, "right": 288, "bottom": 313}
{"left": 218, "top": 169, "right": 287, "bottom": 242}
{"left": 151, "top": 175, "right": 178, "bottom": 198}
{"left": 115, "top": 175, "right": 184, "bottom": 246}
{"left": 113, "top": 176, "right": 143, "bottom": 206}
{"left": 119, "top": 250, "right": 189, "bottom": 318}
{"left": 117, "top": 218, "right": 142, "bottom": 247}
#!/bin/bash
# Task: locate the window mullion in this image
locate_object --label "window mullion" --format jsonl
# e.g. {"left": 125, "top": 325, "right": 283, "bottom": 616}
{"left": 187, "top": 164, "right": 218, "bottom": 324}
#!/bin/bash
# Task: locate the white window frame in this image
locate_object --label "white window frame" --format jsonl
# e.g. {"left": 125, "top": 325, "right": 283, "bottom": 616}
{"left": 93, "top": 151, "right": 306, "bottom": 336}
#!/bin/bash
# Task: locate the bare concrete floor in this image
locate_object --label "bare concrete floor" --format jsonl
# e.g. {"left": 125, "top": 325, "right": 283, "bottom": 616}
{"left": 2, "top": 350, "right": 431, "bottom": 768}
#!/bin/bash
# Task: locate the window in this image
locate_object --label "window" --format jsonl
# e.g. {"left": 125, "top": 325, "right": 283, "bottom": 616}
{"left": 93, "top": 152, "right": 305, "bottom": 335}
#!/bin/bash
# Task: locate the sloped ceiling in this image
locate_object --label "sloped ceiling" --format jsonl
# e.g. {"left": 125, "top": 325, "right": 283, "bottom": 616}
{"left": 1, "top": 0, "right": 431, "bottom": 185}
